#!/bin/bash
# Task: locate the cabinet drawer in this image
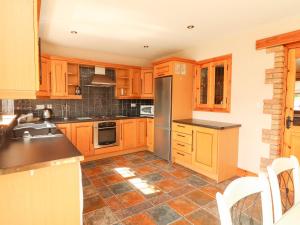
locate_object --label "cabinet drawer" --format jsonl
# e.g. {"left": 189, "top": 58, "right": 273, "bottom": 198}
{"left": 172, "top": 123, "right": 193, "bottom": 135}
{"left": 173, "top": 150, "right": 192, "bottom": 164}
{"left": 172, "top": 132, "right": 192, "bottom": 144}
{"left": 173, "top": 140, "right": 192, "bottom": 153}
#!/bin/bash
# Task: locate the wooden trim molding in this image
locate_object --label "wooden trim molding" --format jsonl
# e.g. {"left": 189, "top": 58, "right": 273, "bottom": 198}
{"left": 42, "top": 54, "right": 141, "bottom": 70}
{"left": 197, "top": 54, "right": 232, "bottom": 65}
{"left": 256, "top": 29, "right": 300, "bottom": 50}
{"left": 152, "top": 57, "right": 196, "bottom": 66}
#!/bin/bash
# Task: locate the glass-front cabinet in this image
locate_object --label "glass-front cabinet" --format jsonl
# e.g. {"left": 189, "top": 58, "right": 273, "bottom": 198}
{"left": 194, "top": 55, "right": 231, "bottom": 112}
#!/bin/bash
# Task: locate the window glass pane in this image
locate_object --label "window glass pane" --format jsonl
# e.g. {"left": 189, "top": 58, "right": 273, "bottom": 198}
{"left": 200, "top": 67, "right": 208, "bottom": 104}
{"left": 293, "top": 58, "right": 300, "bottom": 125}
{"left": 214, "top": 64, "right": 225, "bottom": 104}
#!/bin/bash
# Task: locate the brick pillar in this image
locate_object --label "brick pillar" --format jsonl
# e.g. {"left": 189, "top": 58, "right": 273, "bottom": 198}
{"left": 261, "top": 45, "right": 286, "bottom": 169}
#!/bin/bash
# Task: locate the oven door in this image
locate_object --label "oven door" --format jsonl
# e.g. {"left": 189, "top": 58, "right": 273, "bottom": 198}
{"left": 94, "top": 122, "right": 118, "bottom": 148}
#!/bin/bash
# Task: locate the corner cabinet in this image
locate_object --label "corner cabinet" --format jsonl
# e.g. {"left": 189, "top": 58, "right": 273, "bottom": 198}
{"left": 172, "top": 121, "right": 240, "bottom": 183}
{"left": 0, "top": 0, "right": 39, "bottom": 99}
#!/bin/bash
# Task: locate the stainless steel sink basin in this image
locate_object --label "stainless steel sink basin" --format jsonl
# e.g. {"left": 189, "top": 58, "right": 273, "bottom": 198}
{"left": 76, "top": 117, "right": 93, "bottom": 120}
{"left": 25, "top": 133, "right": 64, "bottom": 140}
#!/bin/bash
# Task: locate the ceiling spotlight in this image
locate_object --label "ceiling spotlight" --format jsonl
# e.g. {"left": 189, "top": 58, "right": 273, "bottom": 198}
{"left": 187, "top": 25, "right": 195, "bottom": 29}
{"left": 70, "top": 30, "right": 78, "bottom": 34}
{"left": 144, "top": 45, "right": 149, "bottom": 48}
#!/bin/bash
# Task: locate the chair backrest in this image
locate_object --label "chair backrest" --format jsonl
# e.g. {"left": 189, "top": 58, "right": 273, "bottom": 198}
{"left": 267, "top": 155, "right": 300, "bottom": 223}
{"left": 216, "top": 173, "right": 273, "bottom": 225}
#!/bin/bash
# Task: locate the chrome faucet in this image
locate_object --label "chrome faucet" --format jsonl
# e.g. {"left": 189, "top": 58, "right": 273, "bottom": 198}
{"left": 61, "top": 103, "right": 70, "bottom": 120}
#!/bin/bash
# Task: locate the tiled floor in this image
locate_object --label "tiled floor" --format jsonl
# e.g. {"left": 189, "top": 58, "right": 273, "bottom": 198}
{"left": 81, "top": 151, "right": 238, "bottom": 225}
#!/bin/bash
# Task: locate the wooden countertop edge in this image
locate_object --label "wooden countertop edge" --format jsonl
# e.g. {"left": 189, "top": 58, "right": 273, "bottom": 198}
{"left": 173, "top": 119, "right": 241, "bottom": 130}
{"left": 0, "top": 155, "right": 84, "bottom": 176}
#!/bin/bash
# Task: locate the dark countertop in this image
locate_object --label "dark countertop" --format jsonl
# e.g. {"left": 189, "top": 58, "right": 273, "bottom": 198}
{"left": 173, "top": 119, "right": 241, "bottom": 130}
{"left": 50, "top": 115, "right": 154, "bottom": 124}
{"left": 0, "top": 134, "right": 83, "bottom": 175}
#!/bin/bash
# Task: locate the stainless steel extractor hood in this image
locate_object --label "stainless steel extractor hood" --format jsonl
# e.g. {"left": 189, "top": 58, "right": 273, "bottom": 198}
{"left": 85, "top": 66, "right": 116, "bottom": 87}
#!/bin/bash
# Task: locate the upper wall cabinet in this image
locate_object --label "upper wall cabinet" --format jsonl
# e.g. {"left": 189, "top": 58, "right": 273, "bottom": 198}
{"left": 0, "top": 0, "right": 39, "bottom": 99}
{"left": 194, "top": 54, "right": 232, "bottom": 112}
{"left": 141, "top": 69, "right": 154, "bottom": 98}
{"left": 37, "top": 57, "right": 51, "bottom": 97}
{"left": 115, "top": 68, "right": 154, "bottom": 99}
{"left": 153, "top": 58, "right": 195, "bottom": 78}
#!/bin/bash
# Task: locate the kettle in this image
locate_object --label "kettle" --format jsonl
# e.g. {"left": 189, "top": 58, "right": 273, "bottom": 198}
{"left": 42, "top": 108, "right": 53, "bottom": 120}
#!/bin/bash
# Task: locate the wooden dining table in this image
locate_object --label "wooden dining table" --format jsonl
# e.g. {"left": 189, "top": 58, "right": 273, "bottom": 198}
{"left": 275, "top": 202, "right": 300, "bottom": 225}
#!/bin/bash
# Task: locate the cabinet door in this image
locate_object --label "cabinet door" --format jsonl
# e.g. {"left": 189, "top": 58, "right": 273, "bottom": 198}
{"left": 121, "top": 119, "right": 137, "bottom": 150}
{"left": 212, "top": 60, "right": 228, "bottom": 109}
{"left": 195, "top": 63, "right": 211, "bottom": 109}
{"left": 56, "top": 123, "right": 72, "bottom": 141}
{"left": 115, "top": 69, "right": 131, "bottom": 98}
{"left": 71, "top": 122, "right": 93, "bottom": 156}
{"left": 141, "top": 69, "right": 154, "bottom": 98}
{"left": 154, "top": 62, "right": 172, "bottom": 78}
{"left": 130, "top": 69, "right": 141, "bottom": 97}
{"left": 37, "top": 57, "right": 51, "bottom": 97}
{"left": 147, "top": 118, "right": 154, "bottom": 151}
{"left": 192, "top": 127, "right": 218, "bottom": 173}
{"left": 51, "top": 60, "right": 67, "bottom": 97}
{"left": 0, "top": 0, "right": 39, "bottom": 99}
{"left": 136, "top": 119, "right": 147, "bottom": 147}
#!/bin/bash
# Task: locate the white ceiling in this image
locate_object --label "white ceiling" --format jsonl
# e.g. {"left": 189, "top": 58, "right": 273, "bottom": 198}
{"left": 40, "top": 0, "right": 300, "bottom": 60}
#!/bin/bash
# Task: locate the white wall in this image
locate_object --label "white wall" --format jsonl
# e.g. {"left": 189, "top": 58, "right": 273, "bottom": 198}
{"left": 169, "top": 15, "right": 300, "bottom": 173}
{"left": 41, "top": 41, "right": 151, "bottom": 67}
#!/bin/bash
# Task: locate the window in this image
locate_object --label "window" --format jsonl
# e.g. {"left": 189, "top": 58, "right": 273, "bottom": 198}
{"left": 194, "top": 54, "right": 232, "bottom": 112}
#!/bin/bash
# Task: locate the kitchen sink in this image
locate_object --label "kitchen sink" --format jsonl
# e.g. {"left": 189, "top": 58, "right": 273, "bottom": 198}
{"left": 76, "top": 117, "right": 93, "bottom": 120}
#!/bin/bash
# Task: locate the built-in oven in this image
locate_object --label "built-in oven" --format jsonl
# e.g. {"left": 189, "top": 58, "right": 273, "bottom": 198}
{"left": 94, "top": 121, "right": 119, "bottom": 148}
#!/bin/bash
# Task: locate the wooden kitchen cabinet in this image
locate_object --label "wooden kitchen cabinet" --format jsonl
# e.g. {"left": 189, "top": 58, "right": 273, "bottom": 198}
{"left": 56, "top": 123, "right": 72, "bottom": 141}
{"left": 120, "top": 119, "right": 137, "bottom": 150}
{"left": 71, "top": 122, "right": 93, "bottom": 156}
{"left": 50, "top": 59, "right": 68, "bottom": 97}
{"left": 0, "top": 0, "right": 39, "bottom": 99}
{"left": 136, "top": 119, "right": 147, "bottom": 147}
{"left": 37, "top": 56, "right": 51, "bottom": 97}
{"left": 115, "top": 69, "right": 131, "bottom": 98}
{"left": 147, "top": 118, "right": 154, "bottom": 151}
{"left": 141, "top": 69, "right": 154, "bottom": 98}
{"left": 172, "top": 122, "right": 239, "bottom": 182}
{"left": 130, "top": 69, "right": 141, "bottom": 97}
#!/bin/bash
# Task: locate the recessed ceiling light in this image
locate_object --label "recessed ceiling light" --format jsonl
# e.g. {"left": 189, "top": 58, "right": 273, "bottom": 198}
{"left": 144, "top": 45, "right": 149, "bottom": 48}
{"left": 187, "top": 25, "right": 195, "bottom": 29}
{"left": 70, "top": 30, "right": 78, "bottom": 34}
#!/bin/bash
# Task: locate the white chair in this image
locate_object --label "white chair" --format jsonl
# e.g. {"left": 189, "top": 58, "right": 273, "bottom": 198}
{"left": 267, "top": 155, "right": 300, "bottom": 223}
{"left": 216, "top": 174, "right": 273, "bottom": 225}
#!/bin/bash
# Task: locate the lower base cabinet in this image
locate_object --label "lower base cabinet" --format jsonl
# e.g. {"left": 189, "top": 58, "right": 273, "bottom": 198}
{"left": 0, "top": 162, "right": 82, "bottom": 225}
{"left": 172, "top": 122, "right": 239, "bottom": 183}
{"left": 56, "top": 118, "right": 154, "bottom": 158}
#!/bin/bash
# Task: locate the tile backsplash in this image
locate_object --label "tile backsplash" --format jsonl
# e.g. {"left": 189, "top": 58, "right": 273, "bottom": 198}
{"left": 3, "top": 67, "right": 153, "bottom": 118}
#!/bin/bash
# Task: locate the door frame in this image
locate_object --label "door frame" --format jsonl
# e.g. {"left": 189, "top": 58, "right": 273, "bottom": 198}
{"left": 281, "top": 42, "right": 300, "bottom": 156}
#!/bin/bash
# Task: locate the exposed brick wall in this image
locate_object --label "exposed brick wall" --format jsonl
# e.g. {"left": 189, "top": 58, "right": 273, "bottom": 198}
{"left": 261, "top": 45, "right": 286, "bottom": 169}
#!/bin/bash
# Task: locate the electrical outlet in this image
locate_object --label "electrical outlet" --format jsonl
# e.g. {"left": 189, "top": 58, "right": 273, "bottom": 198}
{"left": 46, "top": 104, "right": 52, "bottom": 109}
{"left": 131, "top": 103, "right": 137, "bottom": 108}
{"left": 36, "top": 105, "right": 45, "bottom": 110}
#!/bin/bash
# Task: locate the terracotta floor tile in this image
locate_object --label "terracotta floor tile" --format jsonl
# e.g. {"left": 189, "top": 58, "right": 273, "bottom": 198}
{"left": 83, "top": 195, "right": 106, "bottom": 213}
{"left": 135, "top": 165, "right": 157, "bottom": 175}
{"left": 84, "top": 166, "right": 103, "bottom": 177}
{"left": 91, "top": 177, "right": 106, "bottom": 188}
{"left": 185, "top": 190, "right": 214, "bottom": 206}
{"left": 115, "top": 160, "right": 131, "bottom": 167}
{"left": 105, "top": 196, "right": 124, "bottom": 212}
{"left": 156, "top": 179, "right": 180, "bottom": 192}
{"left": 167, "top": 197, "right": 199, "bottom": 216}
{"left": 115, "top": 201, "right": 153, "bottom": 220}
{"left": 118, "top": 191, "right": 146, "bottom": 207}
{"left": 186, "top": 209, "right": 220, "bottom": 225}
{"left": 84, "top": 207, "right": 118, "bottom": 225}
{"left": 170, "top": 218, "right": 192, "bottom": 225}
{"left": 199, "top": 185, "right": 222, "bottom": 198}
{"left": 83, "top": 185, "right": 99, "bottom": 199}
{"left": 149, "top": 193, "right": 172, "bottom": 205}
{"left": 122, "top": 213, "right": 156, "bottom": 225}
{"left": 102, "top": 174, "right": 124, "bottom": 185}
{"left": 168, "top": 185, "right": 195, "bottom": 198}
{"left": 170, "top": 169, "right": 192, "bottom": 179}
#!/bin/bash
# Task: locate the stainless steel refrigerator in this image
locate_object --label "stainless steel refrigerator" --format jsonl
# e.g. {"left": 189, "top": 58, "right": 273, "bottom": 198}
{"left": 154, "top": 76, "right": 172, "bottom": 161}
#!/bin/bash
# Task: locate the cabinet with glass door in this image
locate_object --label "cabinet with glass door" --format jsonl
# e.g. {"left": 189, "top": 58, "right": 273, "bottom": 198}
{"left": 194, "top": 54, "right": 231, "bottom": 112}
